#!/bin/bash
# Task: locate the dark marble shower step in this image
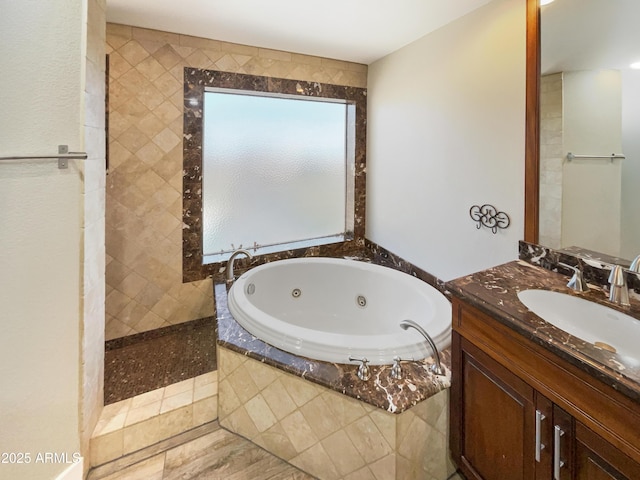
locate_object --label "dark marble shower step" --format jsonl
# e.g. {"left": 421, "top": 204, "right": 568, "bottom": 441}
{"left": 104, "top": 317, "right": 216, "bottom": 405}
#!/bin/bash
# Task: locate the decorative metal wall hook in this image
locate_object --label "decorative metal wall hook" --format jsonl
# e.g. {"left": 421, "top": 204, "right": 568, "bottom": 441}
{"left": 469, "top": 204, "right": 510, "bottom": 234}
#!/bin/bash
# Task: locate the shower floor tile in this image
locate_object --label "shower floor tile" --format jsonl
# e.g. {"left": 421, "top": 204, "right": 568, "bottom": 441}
{"left": 104, "top": 317, "right": 216, "bottom": 405}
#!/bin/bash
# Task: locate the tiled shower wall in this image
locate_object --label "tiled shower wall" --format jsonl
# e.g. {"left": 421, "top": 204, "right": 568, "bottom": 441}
{"left": 82, "top": 0, "right": 107, "bottom": 464}
{"left": 538, "top": 73, "right": 563, "bottom": 249}
{"left": 105, "top": 23, "right": 367, "bottom": 340}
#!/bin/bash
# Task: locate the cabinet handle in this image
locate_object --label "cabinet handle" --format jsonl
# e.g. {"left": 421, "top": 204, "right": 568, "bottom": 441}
{"left": 535, "top": 410, "right": 546, "bottom": 462}
{"left": 554, "top": 425, "right": 565, "bottom": 480}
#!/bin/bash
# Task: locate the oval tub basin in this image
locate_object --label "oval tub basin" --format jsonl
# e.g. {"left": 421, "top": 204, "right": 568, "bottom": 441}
{"left": 227, "top": 257, "right": 451, "bottom": 365}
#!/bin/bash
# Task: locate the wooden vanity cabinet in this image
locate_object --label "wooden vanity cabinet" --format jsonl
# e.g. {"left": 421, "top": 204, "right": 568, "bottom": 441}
{"left": 450, "top": 298, "right": 640, "bottom": 480}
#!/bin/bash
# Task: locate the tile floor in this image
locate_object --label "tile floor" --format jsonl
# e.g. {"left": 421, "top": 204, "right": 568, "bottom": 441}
{"left": 89, "top": 421, "right": 465, "bottom": 480}
{"left": 88, "top": 422, "right": 314, "bottom": 480}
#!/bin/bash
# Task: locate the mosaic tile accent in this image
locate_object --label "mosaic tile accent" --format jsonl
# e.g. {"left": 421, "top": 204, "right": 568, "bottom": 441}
{"left": 218, "top": 347, "right": 456, "bottom": 480}
{"left": 105, "top": 23, "right": 367, "bottom": 339}
{"left": 182, "top": 69, "right": 368, "bottom": 283}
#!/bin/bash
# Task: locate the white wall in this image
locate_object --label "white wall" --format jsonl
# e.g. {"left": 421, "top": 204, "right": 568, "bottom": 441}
{"left": 366, "top": 0, "right": 526, "bottom": 281}
{"left": 562, "top": 70, "right": 622, "bottom": 255}
{"left": 0, "top": 0, "right": 104, "bottom": 478}
{"left": 621, "top": 70, "right": 640, "bottom": 260}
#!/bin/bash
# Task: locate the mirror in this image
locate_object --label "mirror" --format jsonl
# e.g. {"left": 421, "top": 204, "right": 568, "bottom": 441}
{"left": 526, "top": 0, "right": 640, "bottom": 260}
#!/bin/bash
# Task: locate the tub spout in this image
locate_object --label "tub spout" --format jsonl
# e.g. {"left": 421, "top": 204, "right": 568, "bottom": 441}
{"left": 399, "top": 319, "right": 444, "bottom": 376}
{"left": 226, "top": 249, "right": 253, "bottom": 283}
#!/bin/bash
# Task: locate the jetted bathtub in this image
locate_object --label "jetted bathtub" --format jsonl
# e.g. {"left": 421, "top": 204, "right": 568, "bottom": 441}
{"left": 227, "top": 257, "right": 451, "bottom": 365}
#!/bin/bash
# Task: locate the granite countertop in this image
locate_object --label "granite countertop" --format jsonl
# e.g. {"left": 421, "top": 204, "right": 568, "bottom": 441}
{"left": 214, "top": 277, "right": 451, "bottom": 415}
{"left": 446, "top": 260, "right": 640, "bottom": 403}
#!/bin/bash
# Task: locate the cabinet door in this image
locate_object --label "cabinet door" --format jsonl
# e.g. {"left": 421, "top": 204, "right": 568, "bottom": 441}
{"left": 452, "top": 335, "right": 536, "bottom": 480}
{"left": 533, "top": 393, "right": 553, "bottom": 480}
{"left": 552, "top": 405, "right": 573, "bottom": 480}
{"left": 574, "top": 422, "right": 640, "bottom": 480}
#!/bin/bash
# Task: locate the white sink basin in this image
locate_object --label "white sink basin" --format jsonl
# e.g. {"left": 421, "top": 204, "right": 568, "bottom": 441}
{"left": 517, "top": 289, "right": 640, "bottom": 363}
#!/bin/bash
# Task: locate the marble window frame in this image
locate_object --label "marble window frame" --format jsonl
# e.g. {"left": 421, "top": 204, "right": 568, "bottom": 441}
{"left": 182, "top": 69, "right": 367, "bottom": 283}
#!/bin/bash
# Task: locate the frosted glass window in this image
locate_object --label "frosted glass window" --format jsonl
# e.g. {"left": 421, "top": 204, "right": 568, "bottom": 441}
{"left": 202, "top": 90, "right": 353, "bottom": 262}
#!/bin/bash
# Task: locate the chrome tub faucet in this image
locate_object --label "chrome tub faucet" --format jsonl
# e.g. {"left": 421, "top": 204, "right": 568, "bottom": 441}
{"left": 399, "top": 319, "right": 444, "bottom": 375}
{"left": 390, "top": 356, "right": 403, "bottom": 380}
{"left": 349, "top": 356, "right": 371, "bottom": 381}
{"left": 226, "top": 248, "right": 253, "bottom": 283}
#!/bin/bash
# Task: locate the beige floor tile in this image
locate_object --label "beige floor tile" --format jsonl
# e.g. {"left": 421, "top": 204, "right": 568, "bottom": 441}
{"left": 123, "top": 416, "right": 163, "bottom": 455}
{"left": 91, "top": 430, "right": 124, "bottom": 467}
{"left": 163, "top": 377, "right": 194, "bottom": 398}
{"left": 163, "top": 427, "right": 314, "bottom": 480}
{"left": 194, "top": 370, "right": 217, "bottom": 387}
{"left": 125, "top": 401, "right": 162, "bottom": 427}
{"left": 131, "top": 388, "right": 164, "bottom": 409}
{"left": 158, "top": 405, "right": 193, "bottom": 439}
{"left": 100, "top": 454, "right": 165, "bottom": 480}
{"left": 192, "top": 396, "right": 218, "bottom": 426}
{"left": 94, "top": 412, "right": 127, "bottom": 436}
{"left": 162, "top": 430, "right": 226, "bottom": 479}
{"left": 160, "top": 389, "right": 193, "bottom": 413}
{"left": 101, "top": 397, "right": 132, "bottom": 419}
{"left": 193, "top": 380, "right": 217, "bottom": 401}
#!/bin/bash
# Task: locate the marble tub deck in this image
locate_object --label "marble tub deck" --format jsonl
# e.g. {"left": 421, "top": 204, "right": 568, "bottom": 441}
{"left": 214, "top": 281, "right": 451, "bottom": 415}
{"left": 213, "top": 255, "right": 455, "bottom": 479}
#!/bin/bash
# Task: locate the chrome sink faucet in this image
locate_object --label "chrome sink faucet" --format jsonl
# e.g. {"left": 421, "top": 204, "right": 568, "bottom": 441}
{"left": 610, "top": 254, "right": 640, "bottom": 306}
{"left": 399, "top": 320, "right": 444, "bottom": 375}
{"left": 593, "top": 254, "right": 640, "bottom": 307}
{"left": 608, "top": 265, "right": 630, "bottom": 306}
{"left": 558, "top": 261, "right": 589, "bottom": 292}
{"left": 558, "top": 255, "right": 640, "bottom": 306}
{"left": 226, "top": 248, "right": 253, "bottom": 283}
